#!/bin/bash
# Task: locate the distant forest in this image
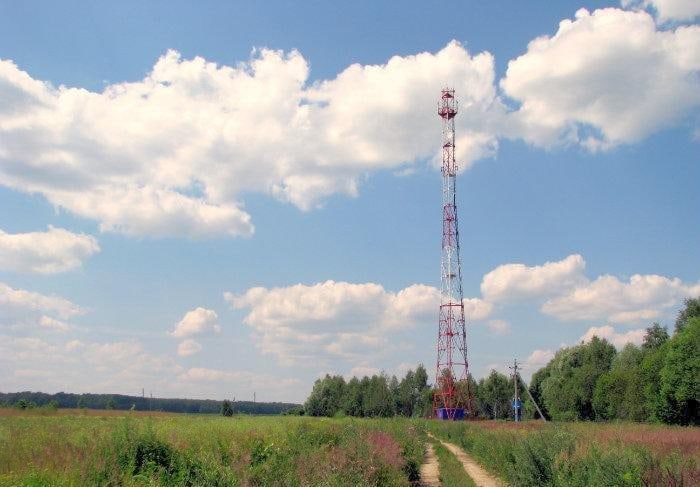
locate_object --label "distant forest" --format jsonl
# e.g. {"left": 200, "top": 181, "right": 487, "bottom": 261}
{"left": 0, "top": 391, "right": 299, "bottom": 415}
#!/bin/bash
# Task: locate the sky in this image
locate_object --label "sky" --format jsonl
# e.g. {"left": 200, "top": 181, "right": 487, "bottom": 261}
{"left": 0, "top": 0, "right": 698, "bottom": 403}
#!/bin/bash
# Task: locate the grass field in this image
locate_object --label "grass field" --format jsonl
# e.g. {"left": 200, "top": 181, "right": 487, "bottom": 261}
{"left": 1, "top": 408, "right": 699, "bottom": 486}
{"left": 428, "top": 420, "right": 700, "bottom": 486}
{"left": 0, "top": 409, "right": 423, "bottom": 486}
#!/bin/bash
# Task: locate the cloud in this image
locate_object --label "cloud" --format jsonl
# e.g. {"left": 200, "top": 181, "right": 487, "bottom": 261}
{"left": 177, "top": 339, "right": 202, "bottom": 357}
{"left": 226, "top": 280, "right": 483, "bottom": 365}
{"left": 542, "top": 274, "right": 700, "bottom": 323}
{"left": 0, "top": 42, "right": 501, "bottom": 238}
{"left": 463, "top": 298, "right": 494, "bottom": 321}
{"left": 0, "top": 335, "right": 181, "bottom": 394}
{"left": 525, "top": 349, "right": 555, "bottom": 368}
{"left": 481, "top": 254, "right": 586, "bottom": 302}
{"left": 623, "top": 0, "right": 700, "bottom": 22}
{"left": 0, "top": 332, "right": 303, "bottom": 401}
{"left": 1, "top": 11, "right": 696, "bottom": 240}
{"left": 487, "top": 319, "right": 511, "bottom": 335}
{"left": 348, "top": 365, "right": 381, "bottom": 378}
{"left": 501, "top": 8, "right": 700, "bottom": 149}
{"left": 579, "top": 325, "right": 646, "bottom": 348}
{"left": 170, "top": 307, "right": 221, "bottom": 338}
{"left": 39, "top": 315, "right": 74, "bottom": 332}
{"left": 0, "top": 226, "right": 99, "bottom": 274}
{"left": 0, "top": 281, "right": 83, "bottom": 326}
{"left": 476, "top": 253, "right": 700, "bottom": 325}
{"left": 177, "top": 367, "right": 301, "bottom": 399}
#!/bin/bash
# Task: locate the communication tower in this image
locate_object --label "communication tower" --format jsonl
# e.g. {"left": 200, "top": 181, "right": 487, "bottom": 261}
{"left": 434, "top": 88, "right": 474, "bottom": 420}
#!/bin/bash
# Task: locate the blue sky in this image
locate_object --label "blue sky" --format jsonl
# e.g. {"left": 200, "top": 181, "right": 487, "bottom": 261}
{"left": 0, "top": 0, "right": 698, "bottom": 403}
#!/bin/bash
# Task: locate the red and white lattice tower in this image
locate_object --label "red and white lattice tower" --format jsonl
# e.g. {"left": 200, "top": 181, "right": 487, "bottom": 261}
{"left": 434, "top": 88, "right": 474, "bottom": 420}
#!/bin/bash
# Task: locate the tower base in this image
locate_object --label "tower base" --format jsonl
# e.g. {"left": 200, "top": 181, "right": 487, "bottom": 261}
{"left": 436, "top": 407, "right": 465, "bottom": 420}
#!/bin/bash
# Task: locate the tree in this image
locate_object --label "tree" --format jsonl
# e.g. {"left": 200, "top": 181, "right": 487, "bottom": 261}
{"left": 221, "top": 399, "right": 234, "bottom": 417}
{"left": 304, "top": 375, "right": 346, "bottom": 417}
{"left": 540, "top": 337, "right": 616, "bottom": 420}
{"left": 642, "top": 323, "right": 669, "bottom": 351}
{"left": 395, "top": 371, "right": 415, "bottom": 417}
{"left": 106, "top": 398, "right": 116, "bottom": 410}
{"left": 475, "top": 370, "right": 511, "bottom": 419}
{"left": 343, "top": 377, "right": 364, "bottom": 417}
{"left": 675, "top": 297, "right": 700, "bottom": 332}
{"left": 413, "top": 364, "right": 431, "bottom": 417}
{"left": 657, "top": 317, "right": 700, "bottom": 425}
{"left": 362, "top": 374, "right": 394, "bottom": 417}
{"left": 593, "top": 343, "right": 646, "bottom": 421}
{"left": 529, "top": 362, "right": 553, "bottom": 420}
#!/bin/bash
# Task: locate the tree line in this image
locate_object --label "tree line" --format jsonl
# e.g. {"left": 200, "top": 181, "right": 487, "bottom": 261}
{"left": 529, "top": 298, "right": 699, "bottom": 425}
{"left": 302, "top": 364, "right": 433, "bottom": 418}
{"left": 302, "top": 298, "right": 699, "bottom": 425}
{"left": 0, "top": 391, "right": 299, "bottom": 415}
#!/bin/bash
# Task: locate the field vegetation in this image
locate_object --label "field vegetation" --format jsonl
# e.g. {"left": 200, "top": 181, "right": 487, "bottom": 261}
{"left": 0, "top": 410, "right": 423, "bottom": 486}
{"left": 2, "top": 408, "right": 698, "bottom": 486}
{"left": 428, "top": 420, "right": 699, "bottom": 486}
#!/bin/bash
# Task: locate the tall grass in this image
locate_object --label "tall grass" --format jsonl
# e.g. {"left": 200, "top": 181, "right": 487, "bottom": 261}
{"left": 0, "top": 410, "right": 424, "bottom": 486}
{"left": 427, "top": 420, "right": 700, "bottom": 486}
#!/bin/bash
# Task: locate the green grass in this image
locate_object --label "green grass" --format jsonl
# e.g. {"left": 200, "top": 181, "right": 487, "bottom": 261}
{"left": 0, "top": 410, "right": 425, "bottom": 486}
{"left": 429, "top": 439, "right": 476, "bottom": 487}
{"left": 426, "top": 420, "right": 700, "bottom": 487}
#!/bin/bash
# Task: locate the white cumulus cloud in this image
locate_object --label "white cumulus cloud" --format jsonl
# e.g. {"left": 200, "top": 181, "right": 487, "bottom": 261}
{"left": 502, "top": 8, "right": 700, "bottom": 149}
{"left": 0, "top": 42, "right": 501, "bottom": 238}
{"left": 39, "top": 315, "right": 74, "bottom": 332}
{"left": 177, "top": 339, "right": 202, "bottom": 357}
{"left": 0, "top": 281, "right": 83, "bottom": 326}
{"left": 487, "top": 319, "right": 511, "bottom": 335}
{"left": 542, "top": 274, "right": 700, "bottom": 323}
{"left": 623, "top": 0, "right": 700, "bottom": 22}
{"left": 170, "top": 307, "right": 221, "bottom": 338}
{"left": 226, "top": 280, "right": 486, "bottom": 365}
{"left": 579, "top": 325, "right": 647, "bottom": 348}
{"left": 0, "top": 226, "right": 99, "bottom": 274}
{"left": 481, "top": 254, "right": 586, "bottom": 302}
{"left": 525, "top": 349, "right": 555, "bottom": 368}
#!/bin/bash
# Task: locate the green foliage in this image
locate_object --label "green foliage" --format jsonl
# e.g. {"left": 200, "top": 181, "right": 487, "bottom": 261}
{"left": 1, "top": 414, "right": 424, "bottom": 486}
{"left": 305, "top": 374, "right": 347, "bottom": 417}
{"left": 540, "top": 337, "right": 616, "bottom": 421}
{"left": 529, "top": 363, "right": 552, "bottom": 420}
{"left": 642, "top": 322, "right": 669, "bottom": 351}
{"left": 657, "top": 316, "right": 700, "bottom": 425}
{"left": 675, "top": 297, "right": 700, "bottom": 332}
{"left": 221, "top": 399, "right": 234, "bottom": 417}
{"left": 528, "top": 310, "right": 699, "bottom": 425}
{"left": 556, "top": 445, "right": 650, "bottom": 487}
{"left": 304, "top": 365, "right": 431, "bottom": 419}
{"left": 0, "top": 391, "right": 297, "bottom": 415}
{"left": 427, "top": 421, "right": 698, "bottom": 487}
{"left": 593, "top": 344, "right": 647, "bottom": 421}
{"left": 475, "top": 369, "right": 512, "bottom": 419}
{"left": 14, "top": 399, "right": 33, "bottom": 410}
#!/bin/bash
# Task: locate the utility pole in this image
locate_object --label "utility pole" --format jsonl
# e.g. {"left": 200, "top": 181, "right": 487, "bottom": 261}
{"left": 509, "top": 359, "right": 522, "bottom": 422}
{"left": 509, "top": 359, "right": 548, "bottom": 422}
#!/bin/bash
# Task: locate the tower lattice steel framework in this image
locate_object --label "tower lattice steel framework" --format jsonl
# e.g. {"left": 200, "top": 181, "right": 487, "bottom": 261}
{"left": 433, "top": 88, "right": 474, "bottom": 420}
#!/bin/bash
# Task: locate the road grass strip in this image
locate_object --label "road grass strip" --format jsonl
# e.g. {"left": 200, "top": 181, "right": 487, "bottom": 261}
{"left": 430, "top": 438, "right": 477, "bottom": 487}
